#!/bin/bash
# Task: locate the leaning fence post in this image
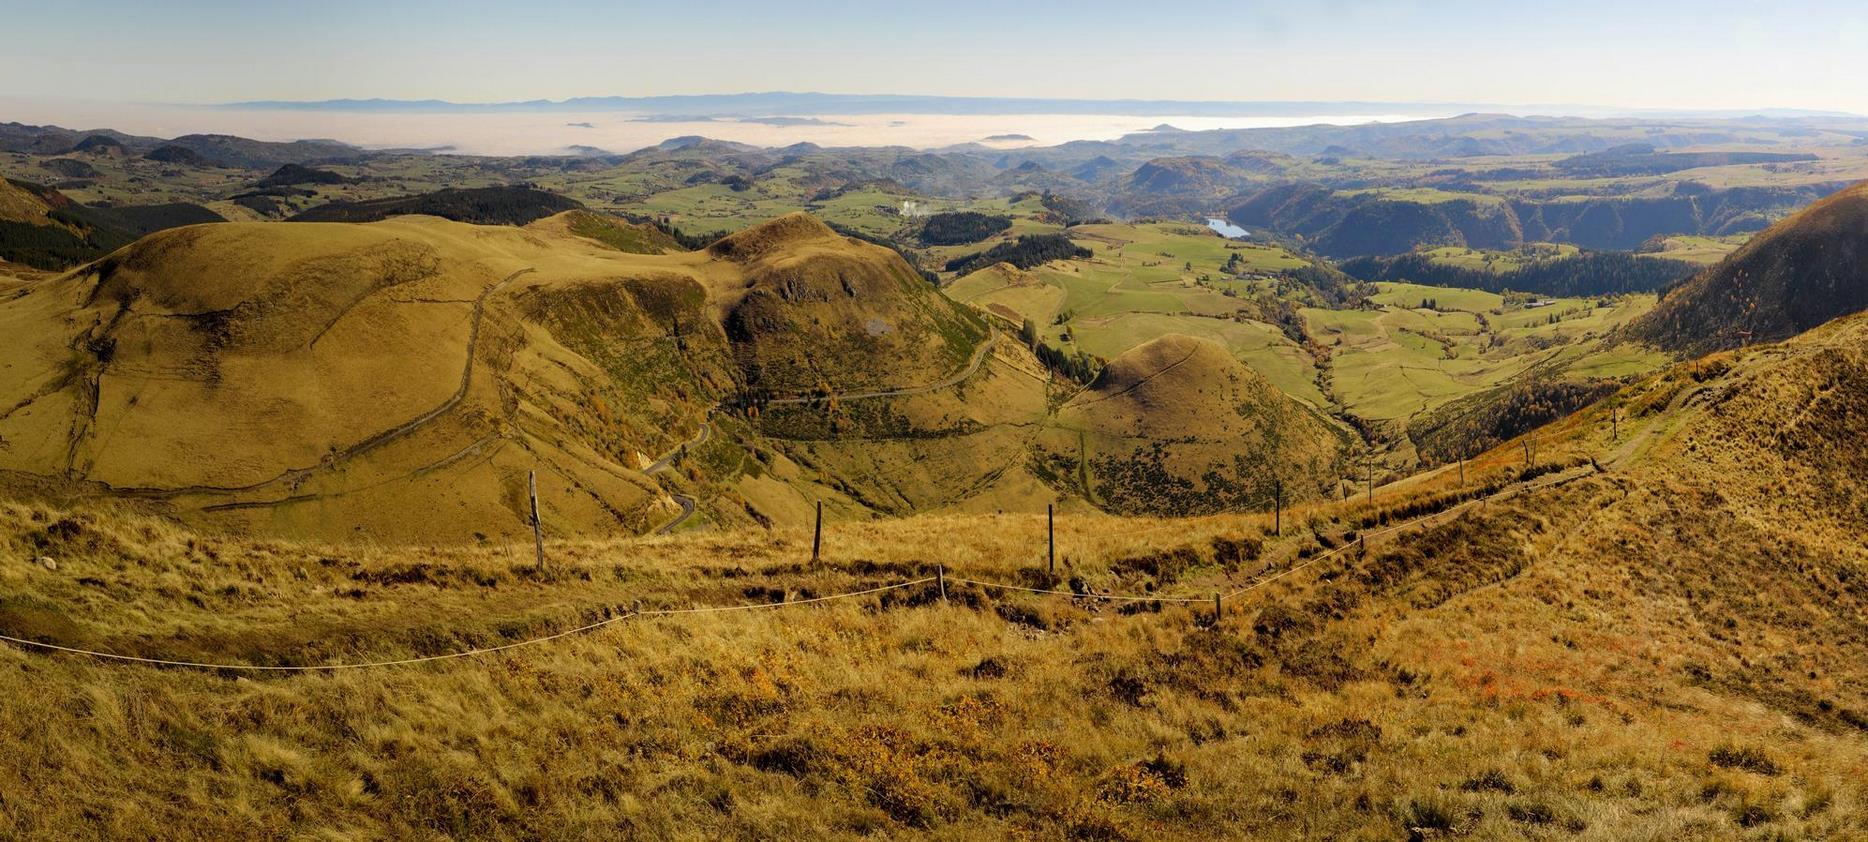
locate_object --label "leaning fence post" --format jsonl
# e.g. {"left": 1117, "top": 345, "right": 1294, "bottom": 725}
{"left": 1047, "top": 503, "right": 1055, "bottom": 574}
{"left": 529, "top": 469, "right": 544, "bottom": 571}
{"left": 937, "top": 564, "right": 947, "bottom": 603}
{"left": 812, "top": 500, "right": 823, "bottom": 563}
{"left": 1213, "top": 592, "right": 1222, "bottom": 628}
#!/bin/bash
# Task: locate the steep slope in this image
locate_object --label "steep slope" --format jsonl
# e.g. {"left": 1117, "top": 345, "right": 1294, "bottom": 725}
{"left": 702, "top": 214, "right": 1047, "bottom": 518}
{"left": 1633, "top": 180, "right": 1868, "bottom": 354}
{"left": 713, "top": 212, "right": 988, "bottom": 397}
{"left": 1229, "top": 182, "right": 1831, "bottom": 256}
{"left": 1049, "top": 335, "right": 1345, "bottom": 516}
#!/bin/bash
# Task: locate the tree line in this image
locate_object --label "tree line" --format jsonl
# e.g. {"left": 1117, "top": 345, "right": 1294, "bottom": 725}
{"left": 1340, "top": 250, "right": 1697, "bottom": 298}
{"left": 944, "top": 233, "right": 1092, "bottom": 275}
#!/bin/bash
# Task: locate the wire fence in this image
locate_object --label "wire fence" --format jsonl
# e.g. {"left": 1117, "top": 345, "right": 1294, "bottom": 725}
{"left": 0, "top": 466, "right": 1593, "bottom": 674}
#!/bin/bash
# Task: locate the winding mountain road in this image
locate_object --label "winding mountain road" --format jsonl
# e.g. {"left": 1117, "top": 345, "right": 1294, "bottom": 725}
{"left": 647, "top": 419, "right": 712, "bottom": 535}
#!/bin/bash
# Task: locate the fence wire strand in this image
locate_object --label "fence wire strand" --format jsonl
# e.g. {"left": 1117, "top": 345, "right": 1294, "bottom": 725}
{"left": 0, "top": 468, "right": 1590, "bottom": 672}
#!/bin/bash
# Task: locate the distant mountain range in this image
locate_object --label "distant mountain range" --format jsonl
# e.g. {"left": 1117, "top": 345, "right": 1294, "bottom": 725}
{"left": 216, "top": 92, "right": 1866, "bottom": 120}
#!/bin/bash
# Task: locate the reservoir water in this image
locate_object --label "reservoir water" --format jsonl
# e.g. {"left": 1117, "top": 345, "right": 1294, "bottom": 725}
{"left": 1206, "top": 218, "right": 1250, "bottom": 239}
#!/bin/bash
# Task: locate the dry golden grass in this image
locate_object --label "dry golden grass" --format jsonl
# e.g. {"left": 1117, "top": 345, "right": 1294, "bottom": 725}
{"left": 1046, "top": 334, "right": 1344, "bottom": 516}
{"left": 5, "top": 311, "right": 1867, "bottom": 839}
{"left": 4, "top": 249, "right": 1868, "bottom": 838}
{"left": 0, "top": 212, "right": 1018, "bottom": 544}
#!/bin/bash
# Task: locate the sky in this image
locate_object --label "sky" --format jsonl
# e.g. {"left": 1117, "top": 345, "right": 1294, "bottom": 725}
{"left": 3, "top": 0, "right": 1867, "bottom": 114}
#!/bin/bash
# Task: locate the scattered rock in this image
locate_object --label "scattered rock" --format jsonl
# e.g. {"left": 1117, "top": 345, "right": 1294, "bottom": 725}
{"left": 37, "top": 556, "right": 56, "bottom": 570}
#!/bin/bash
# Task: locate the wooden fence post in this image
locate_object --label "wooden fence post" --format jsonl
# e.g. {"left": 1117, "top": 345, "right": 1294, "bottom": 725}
{"left": 937, "top": 564, "right": 947, "bottom": 603}
{"left": 529, "top": 469, "right": 544, "bottom": 572}
{"left": 812, "top": 500, "right": 823, "bottom": 563}
{"left": 1273, "top": 478, "right": 1282, "bottom": 537}
{"left": 1047, "top": 503, "right": 1056, "bottom": 575}
{"left": 1213, "top": 592, "right": 1222, "bottom": 628}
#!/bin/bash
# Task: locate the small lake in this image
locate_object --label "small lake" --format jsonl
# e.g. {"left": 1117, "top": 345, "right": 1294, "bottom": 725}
{"left": 1206, "top": 218, "right": 1250, "bottom": 239}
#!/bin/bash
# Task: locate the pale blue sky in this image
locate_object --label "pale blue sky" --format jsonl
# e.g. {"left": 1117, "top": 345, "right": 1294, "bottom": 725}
{"left": 4, "top": 0, "right": 1866, "bottom": 112}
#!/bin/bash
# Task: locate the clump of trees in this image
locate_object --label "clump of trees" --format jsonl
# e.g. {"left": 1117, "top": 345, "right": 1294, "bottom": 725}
{"left": 944, "top": 234, "right": 1092, "bottom": 275}
{"left": 1020, "top": 318, "right": 1101, "bottom": 384}
{"left": 918, "top": 211, "right": 1012, "bottom": 246}
{"left": 1409, "top": 376, "right": 1618, "bottom": 464}
{"left": 289, "top": 185, "right": 583, "bottom": 226}
{"left": 1038, "top": 191, "right": 1100, "bottom": 225}
{"left": 1341, "top": 251, "right": 1695, "bottom": 297}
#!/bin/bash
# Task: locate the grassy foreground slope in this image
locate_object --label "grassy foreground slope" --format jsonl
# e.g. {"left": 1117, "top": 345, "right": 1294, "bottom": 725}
{"left": 2, "top": 312, "right": 1866, "bottom": 838}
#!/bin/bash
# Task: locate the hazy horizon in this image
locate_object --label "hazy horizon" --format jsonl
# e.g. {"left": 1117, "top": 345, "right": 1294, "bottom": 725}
{"left": 6, "top": 90, "right": 1860, "bottom": 158}
{"left": 0, "top": 95, "right": 1463, "bottom": 156}
{"left": 7, "top": 0, "right": 1868, "bottom": 115}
